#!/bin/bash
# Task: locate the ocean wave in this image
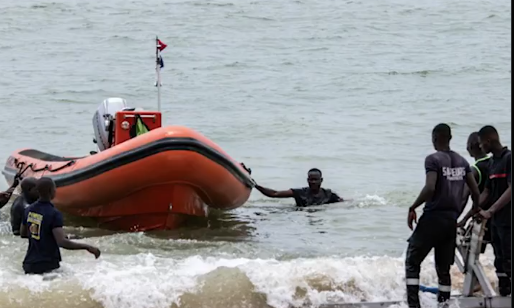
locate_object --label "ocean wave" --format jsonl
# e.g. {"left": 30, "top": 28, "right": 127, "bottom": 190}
{"left": 0, "top": 253, "right": 499, "bottom": 308}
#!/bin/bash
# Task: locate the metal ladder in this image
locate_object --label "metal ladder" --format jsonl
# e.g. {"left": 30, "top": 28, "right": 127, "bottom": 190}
{"left": 454, "top": 218, "right": 496, "bottom": 297}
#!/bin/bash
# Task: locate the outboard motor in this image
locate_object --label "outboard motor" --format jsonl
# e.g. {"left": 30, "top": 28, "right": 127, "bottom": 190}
{"left": 92, "top": 98, "right": 128, "bottom": 151}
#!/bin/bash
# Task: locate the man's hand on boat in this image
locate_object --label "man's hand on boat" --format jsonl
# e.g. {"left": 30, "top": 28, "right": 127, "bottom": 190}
{"left": 12, "top": 177, "right": 20, "bottom": 188}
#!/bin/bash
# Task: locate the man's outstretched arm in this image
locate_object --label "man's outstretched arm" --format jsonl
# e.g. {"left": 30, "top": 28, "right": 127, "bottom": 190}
{"left": 0, "top": 179, "right": 19, "bottom": 209}
{"left": 255, "top": 185, "right": 294, "bottom": 198}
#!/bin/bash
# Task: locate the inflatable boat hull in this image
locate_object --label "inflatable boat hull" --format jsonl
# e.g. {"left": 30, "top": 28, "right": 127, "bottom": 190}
{"left": 2, "top": 126, "right": 254, "bottom": 231}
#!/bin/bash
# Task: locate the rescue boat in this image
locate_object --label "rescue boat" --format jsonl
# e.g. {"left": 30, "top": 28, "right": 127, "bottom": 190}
{"left": 2, "top": 98, "right": 254, "bottom": 231}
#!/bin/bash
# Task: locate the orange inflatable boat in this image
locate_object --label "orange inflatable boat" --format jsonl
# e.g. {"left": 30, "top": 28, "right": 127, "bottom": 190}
{"left": 2, "top": 98, "right": 254, "bottom": 231}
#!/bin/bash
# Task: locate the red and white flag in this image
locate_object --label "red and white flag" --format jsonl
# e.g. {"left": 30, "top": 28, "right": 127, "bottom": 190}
{"left": 156, "top": 37, "right": 167, "bottom": 69}
{"left": 157, "top": 39, "right": 167, "bottom": 52}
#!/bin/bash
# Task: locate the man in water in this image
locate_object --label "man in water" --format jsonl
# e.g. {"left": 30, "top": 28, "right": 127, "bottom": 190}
{"left": 255, "top": 168, "right": 347, "bottom": 207}
{"left": 0, "top": 177, "right": 20, "bottom": 209}
{"left": 405, "top": 124, "right": 480, "bottom": 308}
{"left": 475, "top": 125, "right": 511, "bottom": 296}
{"left": 11, "top": 177, "right": 39, "bottom": 236}
{"left": 20, "top": 177, "right": 101, "bottom": 275}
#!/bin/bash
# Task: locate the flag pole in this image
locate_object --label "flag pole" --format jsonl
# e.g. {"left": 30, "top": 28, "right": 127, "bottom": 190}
{"left": 155, "top": 36, "right": 162, "bottom": 112}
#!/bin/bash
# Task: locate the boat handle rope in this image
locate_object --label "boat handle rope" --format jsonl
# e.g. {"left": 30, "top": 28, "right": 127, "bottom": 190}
{"left": 13, "top": 159, "right": 76, "bottom": 180}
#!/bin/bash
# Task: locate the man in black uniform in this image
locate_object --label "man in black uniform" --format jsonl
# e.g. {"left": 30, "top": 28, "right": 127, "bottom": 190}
{"left": 458, "top": 132, "right": 493, "bottom": 253}
{"left": 255, "top": 168, "right": 348, "bottom": 207}
{"left": 405, "top": 124, "right": 480, "bottom": 308}
{"left": 476, "top": 125, "right": 511, "bottom": 296}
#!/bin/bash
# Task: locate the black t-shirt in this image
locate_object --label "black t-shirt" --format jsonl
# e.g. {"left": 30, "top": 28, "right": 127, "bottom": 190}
{"left": 22, "top": 201, "right": 63, "bottom": 266}
{"left": 485, "top": 147, "right": 511, "bottom": 226}
{"left": 10, "top": 195, "right": 29, "bottom": 235}
{"left": 472, "top": 156, "right": 492, "bottom": 193}
{"left": 471, "top": 156, "right": 493, "bottom": 210}
{"left": 291, "top": 187, "right": 341, "bottom": 207}
{"left": 423, "top": 150, "right": 472, "bottom": 219}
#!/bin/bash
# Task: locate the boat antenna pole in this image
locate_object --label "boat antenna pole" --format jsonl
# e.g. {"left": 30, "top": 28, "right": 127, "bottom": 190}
{"left": 155, "top": 36, "right": 167, "bottom": 112}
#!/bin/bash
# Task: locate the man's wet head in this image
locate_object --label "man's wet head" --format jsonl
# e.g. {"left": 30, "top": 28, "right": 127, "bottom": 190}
{"left": 478, "top": 125, "right": 500, "bottom": 154}
{"left": 307, "top": 168, "right": 323, "bottom": 192}
{"left": 20, "top": 177, "right": 38, "bottom": 204}
{"left": 36, "top": 177, "right": 56, "bottom": 201}
{"left": 432, "top": 123, "right": 452, "bottom": 151}
{"left": 466, "top": 132, "right": 484, "bottom": 158}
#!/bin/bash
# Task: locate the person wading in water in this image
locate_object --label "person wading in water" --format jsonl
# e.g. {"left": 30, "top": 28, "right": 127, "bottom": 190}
{"left": 10, "top": 177, "right": 39, "bottom": 236}
{"left": 255, "top": 168, "right": 349, "bottom": 207}
{"left": 20, "top": 177, "right": 101, "bottom": 275}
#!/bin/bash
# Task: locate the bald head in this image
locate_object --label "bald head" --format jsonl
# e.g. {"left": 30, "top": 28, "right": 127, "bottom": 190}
{"left": 478, "top": 125, "right": 500, "bottom": 154}
{"left": 432, "top": 123, "right": 452, "bottom": 141}
{"left": 467, "top": 131, "right": 478, "bottom": 142}
{"left": 36, "top": 177, "right": 56, "bottom": 201}
{"left": 431, "top": 123, "right": 452, "bottom": 151}
{"left": 478, "top": 125, "right": 499, "bottom": 139}
{"left": 466, "top": 132, "right": 485, "bottom": 158}
{"left": 20, "top": 177, "right": 39, "bottom": 203}
{"left": 20, "top": 177, "right": 37, "bottom": 192}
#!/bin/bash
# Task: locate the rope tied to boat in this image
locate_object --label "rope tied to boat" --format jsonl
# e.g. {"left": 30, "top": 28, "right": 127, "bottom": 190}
{"left": 240, "top": 162, "right": 257, "bottom": 187}
{"left": 240, "top": 162, "right": 252, "bottom": 175}
{"left": 13, "top": 158, "right": 75, "bottom": 180}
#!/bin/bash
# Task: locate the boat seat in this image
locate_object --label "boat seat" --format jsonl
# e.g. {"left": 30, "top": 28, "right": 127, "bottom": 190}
{"left": 18, "top": 149, "right": 84, "bottom": 162}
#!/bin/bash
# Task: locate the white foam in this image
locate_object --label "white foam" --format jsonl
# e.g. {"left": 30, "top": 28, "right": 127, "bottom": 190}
{"left": 355, "top": 194, "right": 388, "bottom": 208}
{"left": 0, "top": 222, "right": 12, "bottom": 235}
{"left": 0, "top": 251, "right": 499, "bottom": 308}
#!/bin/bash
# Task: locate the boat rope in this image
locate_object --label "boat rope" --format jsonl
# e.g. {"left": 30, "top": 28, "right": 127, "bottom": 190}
{"left": 13, "top": 159, "right": 75, "bottom": 180}
{"left": 240, "top": 162, "right": 252, "bottom": 175}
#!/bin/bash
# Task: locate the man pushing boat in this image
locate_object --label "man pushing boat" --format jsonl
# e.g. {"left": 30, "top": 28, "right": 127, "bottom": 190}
{"left": 20, "top": 177, "right": 100, "bottom": 275}
{"left": 255, "top": 168, "right": 349, "bottom": 206}
{"left": 5, "top": 177, "right": 80, "bottom": 239}
{"left": 10, "top": 177, "right": 39, "bottom": 236}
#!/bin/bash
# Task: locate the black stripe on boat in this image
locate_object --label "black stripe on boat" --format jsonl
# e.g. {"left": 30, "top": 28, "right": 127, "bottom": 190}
{"left": 3, "top": 137, "right": 254, "bottom": 188}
